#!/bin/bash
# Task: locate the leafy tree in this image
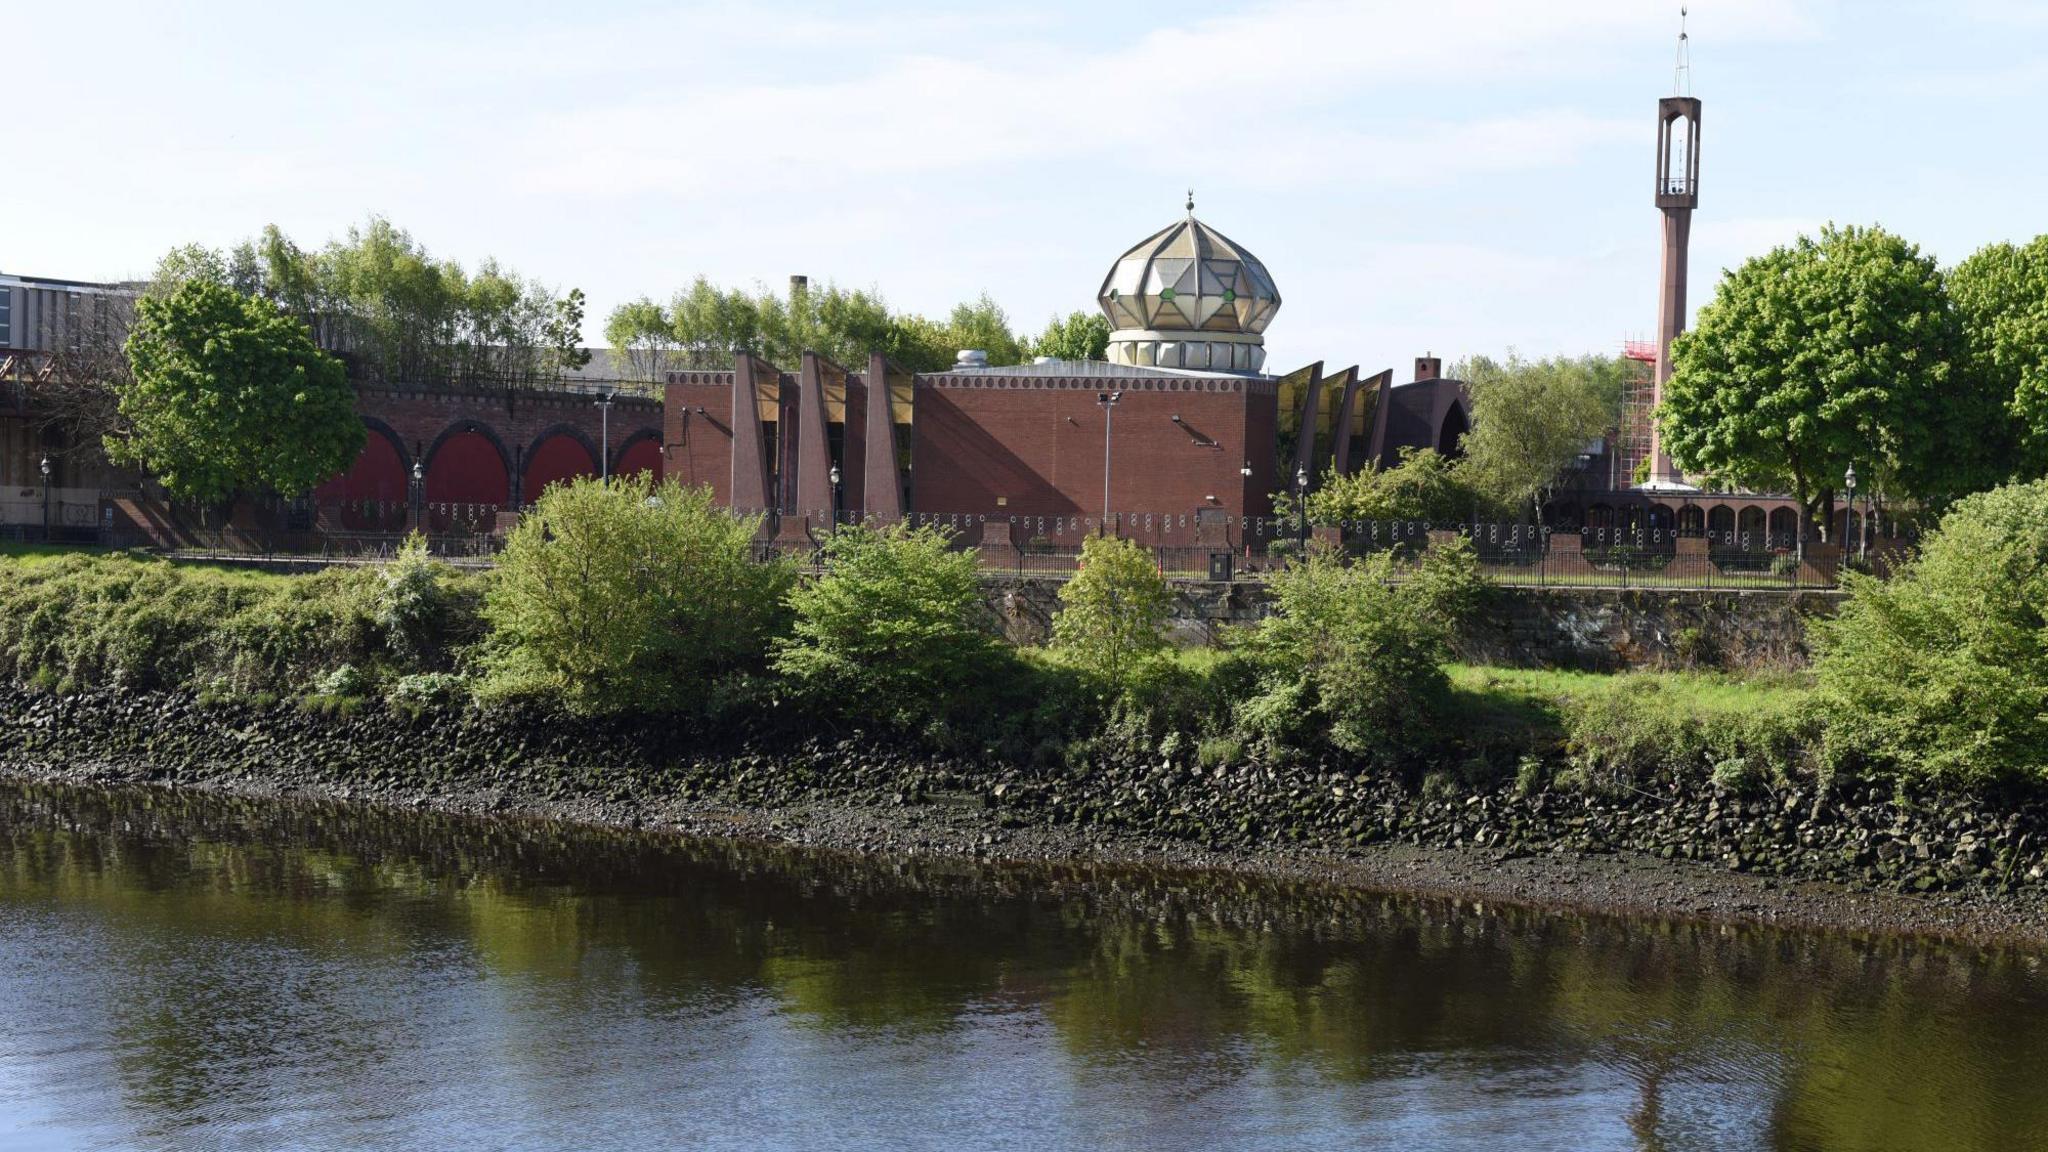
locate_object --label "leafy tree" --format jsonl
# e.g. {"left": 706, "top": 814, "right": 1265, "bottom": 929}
{"left": 117, "top": 278, "right": 361, "bottom": 503}
{"left": 1053, "top": 534, "right": 1174, "bottom": 687}
{"left": 1028, "top": 311, "right": 1112, "bottom": 362}
{"left": 1233, "top": 542, "right": 1479, "bottom": 765}
{"left": 605, "top": 296, "right": 678, "bottom": 382}
{"left": 1659, "top": 225, "right": 1967, "bottom": 545}
{"left": 670, "top": 275, "right": 766, "bottom": 361}
{"left": 1305, "top": 448, "right": 1486, "bottom": 526}
{"left": 772, "top": 523, "right": 1000, "bottom": 730}
{"left": 882, "top": 313, "right": 957, "bottom": 372}
{"left": 944, "top": 293, "right": 1025, "bottom": 367}
{"left": 1457, "top": 352, "right": 1624, "bottom": 520}
{"left": 1814, "top": 479, "right": 2048, "bottom": 785}
{"left": 481, "top": 476, "right": 792, "bottom": 713}
{"left": 1949, "top": 235, "right": 2048, "bottom": 475}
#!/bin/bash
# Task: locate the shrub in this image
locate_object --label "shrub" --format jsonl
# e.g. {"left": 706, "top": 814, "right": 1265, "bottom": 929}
{"left": 1305, "top": 447, "right": 1490, "bottom": 527}
{"left": 1052, "top": 534, "right": 1173, "bottom": 688}
{"left": 387, "top": 671, "right": 467, "bottom": 712}
{"left": 375, "top": 532, "right": 460, "bottom": 664}
{"left": 1562, "top": 674, "right": 1817, "bottom": 794}
{"left": 772, "top": 523, "right": 1003, "bottom": 733}
{"left": 481, "top": 476, "right": 792, "bottom": 713}
{"left": 1814, "top": 480, "right": 2048, "bottom": 785}
{"left": 1232, "top": 541, "right": 1480, "bottom": 766}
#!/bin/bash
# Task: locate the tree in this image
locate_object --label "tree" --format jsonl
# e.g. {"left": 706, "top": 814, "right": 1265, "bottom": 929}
{"left": 1457, "top": 352, "right": 1624, "bottom": 520}
{"left": 1949, "top": 235, "right": 2048, "bottom": 477}
{"left": 1814, "top": 479, "right": 2048, "bottom": 785}
{"left": 1028, "top": 311, "right": 1112, "bottom": 362}
{"left": 772, "top": 523, "right": 1000, "bottom": 730}
{"left": 481, "top": 476, "right": 792, "bottom": 713}
{"left": 605, "top": 297, "right": 678, "bottom": 383}
{"left": 1305, "top": 448, "right": 1487, "bottom": 526}
{"left": 944, "top": 293, "right": 1025, "bottom": 367}
{"left": 1659, "top": 225, "right": 1966, "bottom": 546}
{"left": 116, "top": 278, "right": 361, "bottom": 503}
{"left": 1053, "top": 534, "right": 1173, "bottom": 687}
{"left": 671, "top": 276, "right": 766, "bottom": 362}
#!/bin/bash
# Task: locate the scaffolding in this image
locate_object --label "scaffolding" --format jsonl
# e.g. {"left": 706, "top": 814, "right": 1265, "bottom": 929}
{"left": 1615, "top": 340, "right": 1659, "bottom": 488}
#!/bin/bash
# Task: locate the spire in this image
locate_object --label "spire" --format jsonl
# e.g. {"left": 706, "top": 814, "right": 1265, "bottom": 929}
{"left": 1673, "top": 7, "right": 1692, "bottom": 97}
{"left": 1186, "top": 188, "right": 1195, "bottom": 216}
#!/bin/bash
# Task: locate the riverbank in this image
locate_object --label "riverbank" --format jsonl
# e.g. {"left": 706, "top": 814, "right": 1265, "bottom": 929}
{"left": 6, "top": 685, "right": 2048, "bottom": 948}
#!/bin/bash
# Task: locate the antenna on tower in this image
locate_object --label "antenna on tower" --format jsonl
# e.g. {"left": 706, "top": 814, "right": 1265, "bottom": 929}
{"left": 1186, "top": 188, "right": 1195, "bottom": 215}
{"left": 1673, "top": 7, "right": 1692, "bottom": 97}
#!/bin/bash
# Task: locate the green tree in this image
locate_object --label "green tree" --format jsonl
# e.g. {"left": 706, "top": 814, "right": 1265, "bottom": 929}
{"left": 1306, "top": 447, "right": 1487, "bottom": 526}
{"left": 606, "top": 296, "right": 677, "bottom": 383}
{"left": 1234, "top": 542, "right": 1479, "bottom": 765}
{"left": 1949, "top": 235, "right": 2048, "bottom": 475}
{"left": 1659, "top": 225, "right": 1967, "bottom": 545}
{"left": 772, "top": 523, "right": 999, "bottom": 730}
{"left": 1814, "top": 479, "right": 2048, "bottom": 785}
{"left": 1028, "top": 311, "right": 1112, "bottom": 362}
{"left": 1053, "top": 534, "right": 1173, "bottom": 687}
{"left": 670, "top": 276, "right": 766, "bottom": 361}
{"left": 1457, "top": 352, "right": 1624, "bottom": 520}
{"left": 117, "top": 278, "right": 361, "bottom": 503}
{"left": 882, "top": 313, "right": 957, "bottom": 372}
{"left": 481, "top": 476, "right": 792, "bottom": 713}
{"left": 944, "top": 293, "right": 1025, "bottom": 366}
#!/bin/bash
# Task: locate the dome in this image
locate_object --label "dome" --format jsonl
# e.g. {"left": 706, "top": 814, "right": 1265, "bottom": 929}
{"left": 1096, "top": 210, "right": 1280, "bottom": 373}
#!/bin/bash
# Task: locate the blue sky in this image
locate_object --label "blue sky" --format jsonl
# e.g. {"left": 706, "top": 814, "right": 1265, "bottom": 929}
{"left": 8, "top": 1, "right": 2046, "bottom": 371}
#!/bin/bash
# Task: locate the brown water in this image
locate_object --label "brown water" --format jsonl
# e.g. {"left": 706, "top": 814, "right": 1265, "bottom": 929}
{"left": 2, "top": 779, "right": 2046, "bottom": 1151}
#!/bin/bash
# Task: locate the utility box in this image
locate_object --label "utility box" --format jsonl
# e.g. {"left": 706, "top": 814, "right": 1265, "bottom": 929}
{"left": 1207, "top": 552, "right": 1233, "bottom": 582}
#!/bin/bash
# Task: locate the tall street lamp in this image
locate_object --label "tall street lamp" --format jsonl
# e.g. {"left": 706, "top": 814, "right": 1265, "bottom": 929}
{"left": 411, "top": 458, "right": 425, "bottom": 528}
{"left": 39, "top": 455, "right": 52, "bottom": 541}
{"left": 828, "top": 462, "right": 842, "bottom": 524}
{"left": 594, "top": 391, "right": 616, "bottom": 481}
{"left": 1842, "top": 463, "right": 1858, "bottom": 563}
{"left": 1097, "top": 391, "right": 1122, "bottom": 534}
{"left": 1295, "top": 463, "right": 1309, "bottom": 556}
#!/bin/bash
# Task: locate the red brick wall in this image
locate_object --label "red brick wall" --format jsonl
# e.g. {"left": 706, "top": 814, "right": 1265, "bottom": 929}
{"left": 352, "top": 385, "right": 662, "bottom": 507}
{"left": 663, "top": 375, "right": 736, "bottom": 504}
{"left": 908, "top": 377, "right": 1273, "bottom": 548}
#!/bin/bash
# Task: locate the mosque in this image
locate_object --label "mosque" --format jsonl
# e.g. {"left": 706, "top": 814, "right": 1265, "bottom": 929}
{"left": 660, "top": 201, "right": 1470, "bottom": 553}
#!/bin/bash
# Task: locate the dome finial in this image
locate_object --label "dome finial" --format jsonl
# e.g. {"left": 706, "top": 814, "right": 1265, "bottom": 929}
{"left": 1186, "top": 188, "right": 1195, "bottom": 215}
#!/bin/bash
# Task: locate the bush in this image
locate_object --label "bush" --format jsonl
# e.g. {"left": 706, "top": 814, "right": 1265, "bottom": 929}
{"left": 773, "top": 523, "right": 1004, "bottom": 734}
{"left": 375, "top": 532, "right": 465, "bottom": 664}
{"left": 387, "top": 671, "right": 467, "bottom": 712}
{"left": 1562, "top": 674, "right": 1817, "bottom": 794}
{"left": 1305, "top": 447, "right": 1490, "bottom": 527}
{"left": 1052, "top": 534, "right": 1174, "bottom": 688}
{"left": 1814, "top": 480, "right": 2048, "bottom": 785}
{"left": 481, "top": 476, "right": 792, "bottom": 713}
{"left": 1232, "top": 541, "right": 1481, "bottom": 766}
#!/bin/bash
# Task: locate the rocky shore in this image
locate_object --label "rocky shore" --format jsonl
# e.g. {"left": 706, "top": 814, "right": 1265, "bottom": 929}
{"left": 6, "top": 684, "right": 2048, "bottom": 948}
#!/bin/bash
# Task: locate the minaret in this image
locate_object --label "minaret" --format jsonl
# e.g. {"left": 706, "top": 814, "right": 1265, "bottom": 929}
{"left": 1648, "top": 10, "right": 1699, "bottom": 486}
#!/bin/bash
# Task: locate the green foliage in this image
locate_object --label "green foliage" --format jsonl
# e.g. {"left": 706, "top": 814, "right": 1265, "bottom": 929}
{"left": 604, "top": 296, "right": 678, "bottom": 382}
{"left": 1814, "top": 480, "right": 2048, "bottom": 785}
{"left": 773, "top": 523, "right": 1002, "bottom": 732}
{"left": 374, "top": 533, "right": 470, "bottom": 665}
{"left": 1234, "top": 542, "right": 1480, "bottom": 765}
{"left": 1305, "top": 447, "right": 1485, "bottom": 525}
{"left": 481, "top": 476, "right": 791, "bottom": 713}
{"left": 943, "top": 293, "right": 1026, "bottom": 368}
{"left": 166, "top": 217, "right": 592, "bottom": 388}
{"left": 1456, "top": 352, "right": 1625, "bottom": 517}
{"left": 1660, "top": 224, "right": 1980, "bottom": 526}
{"left": 1561, "top": 674, "right": 1818, "bottom": 794}
{"left": 1053, "top": 534, "right": 1174, "bottom": 687}
{"left": 1949, "top": 235, "right": 2048, "bottom": 474}
{"left": 118, "top": 278, "right": 361, "bottom": 503}
{"left": 1027, "top": 311, "right": 1112, "bottom": 362}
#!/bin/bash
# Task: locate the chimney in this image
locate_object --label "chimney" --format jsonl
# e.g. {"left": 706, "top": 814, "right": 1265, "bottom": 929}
{"left": 1415, "top": 354, "right": 1441, "bottom": 381}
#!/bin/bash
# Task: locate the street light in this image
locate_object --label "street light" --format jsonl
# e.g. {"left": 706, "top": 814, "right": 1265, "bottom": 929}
{"left": 1097, "top": 391, "right": 1122, "bottom": 534}
{"left": 1240, "top": 460, "right": 1253, "bottom": 479}
{"left": 828, "top": 462, "right": 842, "bottom": 523}
{"left": 1294, "top": 462, "right": 1309, "bottom": 555}
{"left": 411, "top": 458, "right": 424, "bottom": 527}
{"left": 39, "top": 455, "right": 51, "bottom": 542}
{"left": 594, "top": 391, "right": 617, "bottom": 481}
{"left": 1843, "top": 463, "right": 1859, "bottom": 563}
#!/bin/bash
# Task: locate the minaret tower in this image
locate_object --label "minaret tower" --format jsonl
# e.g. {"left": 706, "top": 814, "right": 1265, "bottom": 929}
{"left": 1648, "top": 9, "right": 1699, "bottom": 486}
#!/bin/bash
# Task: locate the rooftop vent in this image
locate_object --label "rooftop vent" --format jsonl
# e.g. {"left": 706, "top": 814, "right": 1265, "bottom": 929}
{"left": 955, "top": 349, "right": 989, "bottom": 369}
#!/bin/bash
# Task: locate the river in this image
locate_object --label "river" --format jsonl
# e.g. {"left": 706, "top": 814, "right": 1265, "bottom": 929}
{"left": 2, "top": 780, "right": 2046, "bottom": 1151}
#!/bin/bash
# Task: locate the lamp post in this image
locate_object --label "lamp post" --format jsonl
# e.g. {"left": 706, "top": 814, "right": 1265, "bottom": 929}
{"left": 410, "top": 458, "right": 424, "bottom": 529}
{"left": 1842, "top": 463, "right": 1858, "bottom": 564}
{"left": 1097, "top": 391, "right": 1121, "bottom": 534}
{"left": 828, "top": 462, "right": 842, "bottom": 524}
{"left": 1295, "top": 463, "right": 1309, "bottom": 556}
{"left": 39, "top": 454, "right": 52, "bottom": 542}
{"left": 594, "top": 391, "right": 616, "bottom": 481}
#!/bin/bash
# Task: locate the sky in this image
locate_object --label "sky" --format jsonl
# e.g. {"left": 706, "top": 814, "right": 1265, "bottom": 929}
{"left": 7, "top": 1, "right": 2047, "bottom": 372}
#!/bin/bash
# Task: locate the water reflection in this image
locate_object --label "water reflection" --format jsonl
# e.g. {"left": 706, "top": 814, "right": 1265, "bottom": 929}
{"left": 2, "top": 780, "right": 2046, "bottom": 1150}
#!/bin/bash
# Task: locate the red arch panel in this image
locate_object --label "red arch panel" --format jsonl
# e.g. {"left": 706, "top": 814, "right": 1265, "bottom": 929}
{"left": 524, "top": 435, "right": 597, "bottom": 502}
{"left": 615, "top": 438, "right": 663, "bottom": 482}
{"left": 425, "top": 431, "right": 508, "bottom": 532}
{"left": 315, "top": 430, "right": 408, "bottom": 530}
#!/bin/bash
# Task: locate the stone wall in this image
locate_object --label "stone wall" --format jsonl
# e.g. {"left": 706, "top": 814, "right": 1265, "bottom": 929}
{"left": 981, "top": 577, "right": 1838, "bottom": 671}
